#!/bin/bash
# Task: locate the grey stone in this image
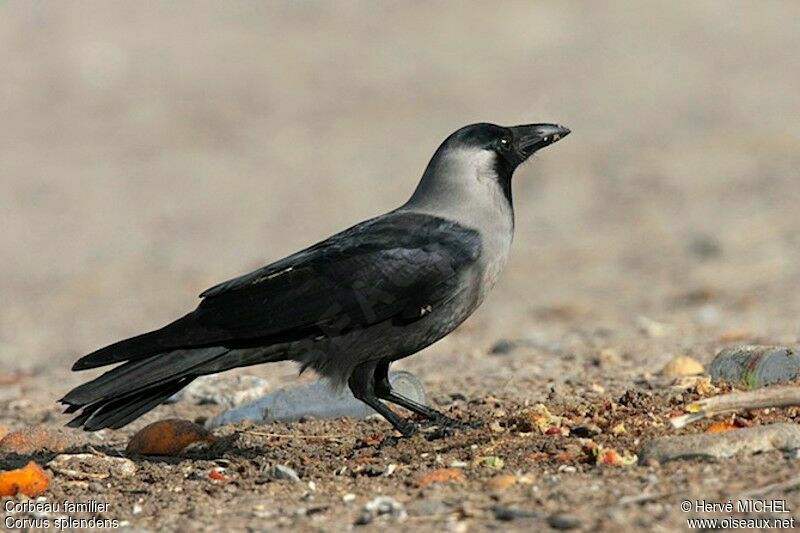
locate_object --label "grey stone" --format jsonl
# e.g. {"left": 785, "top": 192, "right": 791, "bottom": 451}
{"left": 710, "top": 345, "right": 800, "bottom": 389}
{"left": 492, "top": 506, "right": 538, "bottom": 521}
{"left": 167, "top": 374, "right": 272, "bottom": 407}
{"left": 639, "top": 423, "right": 800, "bottom": 464}
{"left": 548, "top": 514, "right": 581, "bottom": 530}
{"left": 267, "top": 464, "right": 300, "bottom": 482}
{"left": 356, "top": 496, "right": 407, "bottom": 525}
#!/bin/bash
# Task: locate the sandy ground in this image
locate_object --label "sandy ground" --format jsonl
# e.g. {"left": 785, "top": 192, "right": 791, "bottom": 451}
{"left": 1, "top": 1, "right": 800, "bottom": 531}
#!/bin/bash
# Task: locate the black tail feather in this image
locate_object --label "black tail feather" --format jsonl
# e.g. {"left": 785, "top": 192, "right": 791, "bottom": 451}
{"left": 62, "top": 347, "right": 228, "bottom": 430}
{"left": 65, "top": 404, "right": 97, "bottom": 429}
{"left": 62, "top": 347, "right": 228, "bottom": 406}
{"left": 72, "top": 330, "right": 170, "bottom": 371}
{"left": 105, "top": 378, "right": 194, "bottom": 430}
{"left": 67, "top": 377, "right": 195, "bottom": 431}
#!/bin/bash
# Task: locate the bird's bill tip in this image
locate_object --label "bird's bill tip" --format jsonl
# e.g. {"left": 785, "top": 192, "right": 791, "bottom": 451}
{"left": 512, "top": 123, "right": 571, "bottom": 156}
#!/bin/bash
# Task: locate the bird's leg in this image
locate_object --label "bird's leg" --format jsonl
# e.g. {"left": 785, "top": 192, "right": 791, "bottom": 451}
{"left": 348, "top": 361, "right": 418, "bottom": 437}
{"left": 373, "top": 360, "right": 471, "bottom": 430}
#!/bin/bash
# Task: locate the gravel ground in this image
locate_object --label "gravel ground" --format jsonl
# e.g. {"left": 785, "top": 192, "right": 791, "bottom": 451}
{"left": 2, "top": 2, "right": 800, "bottom": 531}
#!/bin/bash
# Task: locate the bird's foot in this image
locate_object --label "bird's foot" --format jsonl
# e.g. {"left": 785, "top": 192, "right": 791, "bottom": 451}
{"left": 420, "top": 415, "right": 483, "bottom": 440}
{"left": 438, "top": 415, "right": 482, "bottom": 430}
{"left": 395, "top": 419, "right": 420, "bottom": 438}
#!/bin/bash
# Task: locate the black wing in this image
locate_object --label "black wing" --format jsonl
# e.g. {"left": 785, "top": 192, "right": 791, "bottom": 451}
{"left": 73, "top": 211, "right": 482, "bottom": 370}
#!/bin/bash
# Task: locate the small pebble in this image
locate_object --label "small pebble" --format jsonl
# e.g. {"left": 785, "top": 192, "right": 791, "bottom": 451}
{"left": 595, "top": 349, "right": 621, "bottom": 366}
{"left": 548, "top": 513, "right": 580, "bottom": 530}
{"left": 356, "top": 496, "right": 407, "bottom": 525}
{"left": 267, "top": 464, "right": 300, "bottom": 482}
{"left": 492, "top": 506, "right": 537, "bottom": 521}
{"left": 571, "top": 423, "right": 601, "bottom": 437}
{"left": 688, "top": 234, "right": 722, "bottom": 259}
{"left": 489, "top": 339, "right": 517, "bottom": 355}
{"left": 637, "top": 316, "right": 668, "bottom": 338}
{"left": 486, "top": 475, "right": 517, "bottom": 490}
{"left": 409, "top": 499, "right": 449, "bottom": 517}
{"left": 489, "top": 421, "right": 504, "bottom": 433}
{"left": 660, "top": 355, "right": 704, "bottom": 377}
{"left": 167, "top": 374, "right": 271, "bottom": 407}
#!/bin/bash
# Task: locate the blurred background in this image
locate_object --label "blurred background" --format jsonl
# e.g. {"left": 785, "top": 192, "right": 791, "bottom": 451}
{"left": 1, "top": 2, "right": 798, "bottom": 395}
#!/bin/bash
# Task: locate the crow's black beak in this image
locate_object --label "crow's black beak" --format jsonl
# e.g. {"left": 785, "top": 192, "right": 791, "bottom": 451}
{"left": 511, "top": 123, "right": 571, "bottom": 158}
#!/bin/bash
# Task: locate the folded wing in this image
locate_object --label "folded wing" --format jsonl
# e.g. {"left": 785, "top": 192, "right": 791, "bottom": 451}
{"left": 72, "top": 212, "right": 481, "bottom": 370}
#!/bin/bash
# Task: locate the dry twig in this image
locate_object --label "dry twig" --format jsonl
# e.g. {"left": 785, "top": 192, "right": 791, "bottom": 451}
{"left": 671, "top": 385, "right": 800, "bottom": 429}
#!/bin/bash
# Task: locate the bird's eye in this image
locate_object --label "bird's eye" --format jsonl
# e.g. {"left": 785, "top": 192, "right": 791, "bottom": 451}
{"left": 498, "top": 138, "right": 511, "bottom": 150}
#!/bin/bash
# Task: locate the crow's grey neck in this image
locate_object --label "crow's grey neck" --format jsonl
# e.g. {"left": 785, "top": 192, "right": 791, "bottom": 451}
{"left": 403, "top": 148, "right": 514, "bottom": 231}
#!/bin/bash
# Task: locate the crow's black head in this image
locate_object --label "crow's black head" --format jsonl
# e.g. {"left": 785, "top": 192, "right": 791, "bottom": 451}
{"left": 445, "top": 122, "right": 571, "bottom": 172}
{"left": 410, "top": 121, "right": 570, "bottom": 210}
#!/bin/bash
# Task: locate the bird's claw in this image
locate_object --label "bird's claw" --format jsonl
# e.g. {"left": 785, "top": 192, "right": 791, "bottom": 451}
{"left": 420, "top": 416, "right": 483, "bottom": 440}
{"left": 377, "top": 421, "right": 420, "bottom": 448}
{"left": 396, "top": 420, "right": 421, "bottom": 438}
{"left": 386, "top": 416, "right": 481, "bottom": 443}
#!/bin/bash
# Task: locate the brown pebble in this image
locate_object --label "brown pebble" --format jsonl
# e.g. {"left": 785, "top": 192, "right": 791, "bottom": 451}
{"left": 660, "top": 356, "right": 704, "bottom": 377}
{"left": 413, "top": 468, "right": 463, "bottom": 488}
{"left": 486, "top": 475, "right": 517, "bottom": 490}
{"left": 595, "top": 349, "right": 621, "bottom": 367}
{"left": 126, "top": 419, "right": 215, "bottom": 456}
{"left": 0, "top": 426, "right": 72, "bottom": 454}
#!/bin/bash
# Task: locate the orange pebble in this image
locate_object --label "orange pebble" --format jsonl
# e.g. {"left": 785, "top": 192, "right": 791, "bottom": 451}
{"left": 126, "top": 419, "right": 214, "bottom": 456}
{"left": 208, "top": 468, "right": 230, "bottom": 482}
{"left": 600, "top": 449, "right": 622, "bottom": 465}
{"left": 413, "top": 468, "right": 463, "bottom": 488}
{"left": 706, "top": 421, "right": 737, "bottom": 433}
{"left": 0, "top": 461, "right": 49, "bottom": 497}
